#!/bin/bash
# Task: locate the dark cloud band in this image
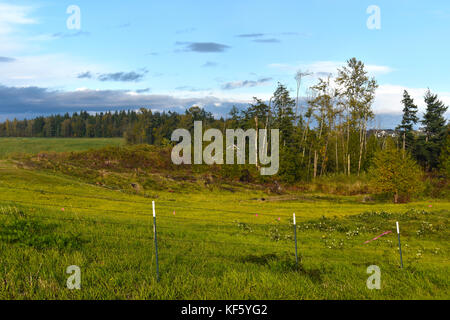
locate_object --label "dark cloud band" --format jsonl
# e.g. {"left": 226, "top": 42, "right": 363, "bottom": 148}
{"left": 0, "top": 85, "right": 242, "bottom": 119}
{"left": 221, "top": 78, "right": 272, "bottom": 90}
{"left": 98, "top": 71, "right": 146, "bottom": 82}
{"left": 0, "top": 57, "right": 16, "bottom": 63}
{"left": 176, "top": 42, "right": 230, "bottom": 53}
{"left": 76, "top": 70, "right": 148, "bottom": 82}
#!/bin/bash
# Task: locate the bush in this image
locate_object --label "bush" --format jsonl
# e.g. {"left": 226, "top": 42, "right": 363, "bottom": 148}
{"left": 368, "top": 146, "right": 424, "bottom": 203}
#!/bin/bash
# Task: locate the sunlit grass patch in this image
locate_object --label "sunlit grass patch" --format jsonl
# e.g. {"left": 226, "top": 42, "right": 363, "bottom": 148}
{"left": 0, "top": 158, "right": 448, "bottom": 299}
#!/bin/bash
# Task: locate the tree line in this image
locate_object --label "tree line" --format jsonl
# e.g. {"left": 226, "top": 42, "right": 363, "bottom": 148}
{"left": 0, "top": 58, "right": 448, "bottom": 183}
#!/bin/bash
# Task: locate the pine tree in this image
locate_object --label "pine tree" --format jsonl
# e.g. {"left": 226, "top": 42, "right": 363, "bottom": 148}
{"left": 272, "top": 83, "right": 295, "bottom": 144}
{"left": 419, "top": 90, "right": 448, "bottom": 170}
{"left": 271, "top": 83, "right": 299, "bottom": 181}
{"left": 396, "top": 90, "right": 418, "bottom": 154}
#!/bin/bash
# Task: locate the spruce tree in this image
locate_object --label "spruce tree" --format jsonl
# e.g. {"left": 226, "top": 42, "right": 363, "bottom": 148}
{"left": 439, "top": 126, "right": 450, "bottom": 178}
{"left": 419, "top": 90, "right": 448, "bottom": 170}
{"left": 396, "top": 90, "right": 418, "bottom": 153}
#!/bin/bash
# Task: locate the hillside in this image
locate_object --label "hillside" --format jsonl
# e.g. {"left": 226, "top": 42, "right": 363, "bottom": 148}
{"left": 0, "top": 139, "right": 448, "bottom": 299}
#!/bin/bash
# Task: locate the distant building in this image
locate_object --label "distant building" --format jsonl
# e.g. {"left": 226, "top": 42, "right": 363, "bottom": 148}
{"left": 367, "top": 128, "right": 425, "bottom": 139}
{"left": 367, "top": 129, "right": 397, "bottom": 138}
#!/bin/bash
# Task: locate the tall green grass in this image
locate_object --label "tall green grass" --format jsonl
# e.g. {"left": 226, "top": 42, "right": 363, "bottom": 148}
{"left": 0, "top": 160, "right": 448, "bottom": 299}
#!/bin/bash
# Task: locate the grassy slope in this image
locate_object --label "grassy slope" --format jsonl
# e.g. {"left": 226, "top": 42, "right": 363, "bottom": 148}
{"left": 0, "top": 138, "right": 124, "bottom": 159}
{"left": 0, "top": 138, "right": 448, "bottom": 299}
{"left": 0, "top": 160, "right": 448, "bottom": 299}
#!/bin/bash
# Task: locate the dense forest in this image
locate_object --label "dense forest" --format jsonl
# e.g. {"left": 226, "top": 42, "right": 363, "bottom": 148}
{"left": 1, "top": 58, "right": 448, "bottom": 184}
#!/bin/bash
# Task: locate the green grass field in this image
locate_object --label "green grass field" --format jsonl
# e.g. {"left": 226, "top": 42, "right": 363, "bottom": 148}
{"left": 0, "top": 138, "right": 124, "bottom": 159}
{"left": 0, "top": 138, "right": 448, "bottom": 299}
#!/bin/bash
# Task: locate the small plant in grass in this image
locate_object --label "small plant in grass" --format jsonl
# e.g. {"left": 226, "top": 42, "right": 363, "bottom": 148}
{"left": 355, "top": 210, "right": 393, "bottom": 220}
{"left": 234, "top": 221, "right": 252, "bottom": 234}
{"left": 0, "top": 205, "right": 26, "bottom": 218}
{"left": 385, "top": 239, "right": 394, "bottom": 247}
{"left": 269, "top": 226, "right": 281, "bottom": 241}
{"left": 400, "top": 208, "right": 432, "bottom": 220}
{"left": 416, "top": 221, "right": 436, "bottom": 236}
{"left": 0, "top": 210, "right": 84, "bottom": 250}
{"left": 415, "top": 249, "right": 423, "bottom": 259}
{"left": 345, "top": 229, "right": 360, "bottom": 238}
{"left": 322, "top": 236, "right": 345, "bottom": 249}
{"left": 269, "top": 225, "right": 281, "bottom": 241}
{"left": 298, "top": 215, "right": 349, "bottom": 233}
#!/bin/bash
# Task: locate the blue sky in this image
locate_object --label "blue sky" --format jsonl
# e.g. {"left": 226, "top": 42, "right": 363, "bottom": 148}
{"left": 0, "top": 0, "right": 449, "bottom": 127}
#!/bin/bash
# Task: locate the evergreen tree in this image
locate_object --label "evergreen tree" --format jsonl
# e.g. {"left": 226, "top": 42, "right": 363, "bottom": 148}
{"left": 439, "top": 125, "right": 450, "bottom": 178}
{"left": 271, "top": 83, "right": 300, "bottom": 181}
{"left": 272, "top": 83, "right": 295, "bottom": 144}
{"left": 396, "top": 90, "right": 418, "bottom": 153}
{"left": 418, "top": 90, "right": 448, "bottom": 171}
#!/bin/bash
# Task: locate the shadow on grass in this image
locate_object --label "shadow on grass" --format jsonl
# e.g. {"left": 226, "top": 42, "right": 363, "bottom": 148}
{"left": 238, "top": 253, "right": 324, "bottom": 283}
{"left": 0, "top": 213, "right": 86, "bottom": 251}
{"left": 298, "top": 267, "right": 323, "bottom": 284}
{"left": 238, "top": 253, "right": 278, "bottom": 265}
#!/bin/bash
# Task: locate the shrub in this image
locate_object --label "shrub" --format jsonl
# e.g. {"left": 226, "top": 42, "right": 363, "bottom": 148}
{"left": 368, "top": 146, "right": 424, "bottom": 203}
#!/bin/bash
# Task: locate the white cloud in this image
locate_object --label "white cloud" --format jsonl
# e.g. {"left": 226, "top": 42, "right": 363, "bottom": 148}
{"left": 166, "top": 82, "right": 448, "bottom": 117}
{"left": 269, "top": 60, "right": 393, "bottom": 77}
{"left": 163, "top": 88, "right": 272, "bottom": 104}
{"left": 0, "top": 3, "right": 37, "bottom": 54}
{"left": 0, "top": 3, "right": 36, "bottom": 35}
{"left": 0, "top": 54, "right": 109, "bottom": 88}
{"left": 165, "top": 83, "right": 450, "bottom": 117}
{"left": 374, "top": 84, "right": 450, "bottom": 115}
{"left": 365, "top": 65, "right": 393, "bottom": 75}
{"left": 269, "top": 61, "right": 448, "bottom": 116}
